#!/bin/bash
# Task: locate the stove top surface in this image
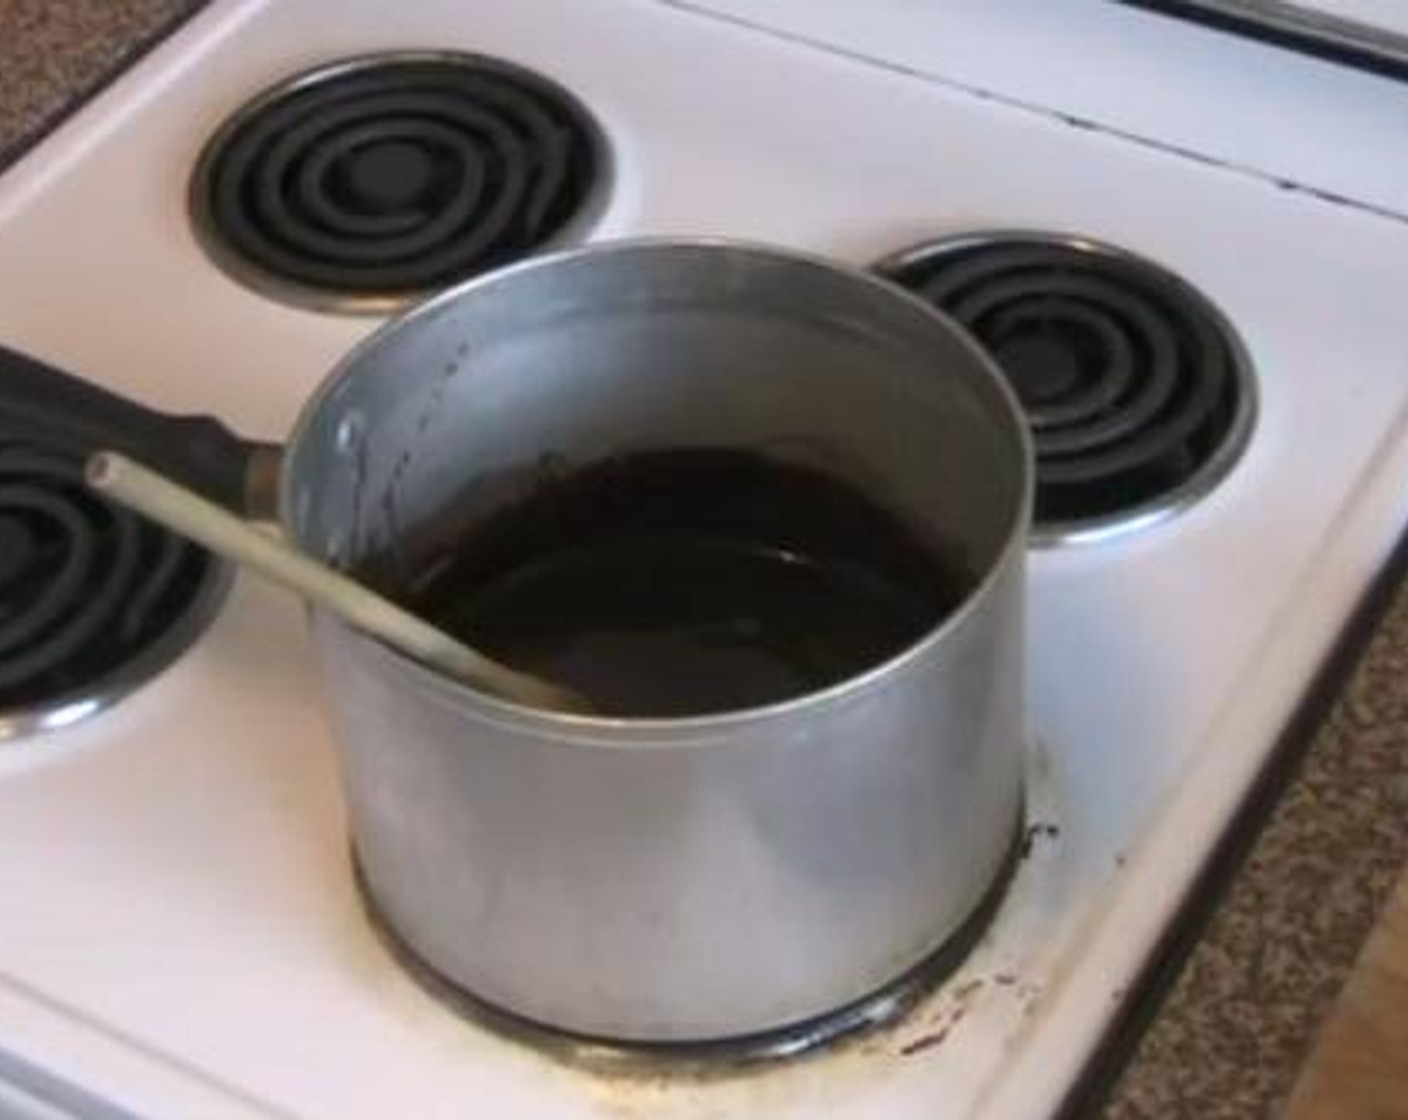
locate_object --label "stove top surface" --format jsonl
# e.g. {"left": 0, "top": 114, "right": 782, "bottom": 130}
{"left": 2, "top": 2, "right": 1408, "bottom": 1118}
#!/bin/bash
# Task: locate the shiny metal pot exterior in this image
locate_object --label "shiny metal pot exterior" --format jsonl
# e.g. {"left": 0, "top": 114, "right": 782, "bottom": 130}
{"left": 283, "top": 240, "right": 1032, "bottom": 1042}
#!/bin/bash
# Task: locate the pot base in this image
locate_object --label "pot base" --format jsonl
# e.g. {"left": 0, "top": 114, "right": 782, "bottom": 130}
{"left": 350, "top": 815, "right": 1023, "bottom": 1071}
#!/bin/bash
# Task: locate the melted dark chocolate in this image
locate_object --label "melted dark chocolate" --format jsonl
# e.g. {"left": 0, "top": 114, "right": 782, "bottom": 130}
{"left": 401, "top": 450, "right": 972, "bottom": 716}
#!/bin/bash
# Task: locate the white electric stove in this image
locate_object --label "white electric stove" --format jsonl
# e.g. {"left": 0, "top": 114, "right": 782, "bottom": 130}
{"left": 3, "top": 2, "right": 1408, "bottom": 1117}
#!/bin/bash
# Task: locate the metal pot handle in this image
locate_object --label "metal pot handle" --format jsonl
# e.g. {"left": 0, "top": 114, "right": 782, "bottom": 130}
{"left": 0, "top": 341, "right": 281, "bottom": 518}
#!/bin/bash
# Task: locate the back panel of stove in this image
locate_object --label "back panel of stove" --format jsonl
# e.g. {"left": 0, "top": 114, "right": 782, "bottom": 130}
{"left": 663, "top": 0, "right": 1408, "bottom": 218}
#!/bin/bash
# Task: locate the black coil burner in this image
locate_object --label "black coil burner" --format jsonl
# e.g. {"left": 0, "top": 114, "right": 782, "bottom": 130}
{"left": 0, "top": 436, "right": 229, "bottom": 739}
{"left": 877, "top": 234, "right": 1255, "bottom": 545}
{"left": 190, "top": 52, "right": 607, "bottom": 312}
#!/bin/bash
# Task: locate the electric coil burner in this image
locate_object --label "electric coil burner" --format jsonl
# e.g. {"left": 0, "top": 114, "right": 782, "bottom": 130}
{"left": 189, "top": 52, "right": 607, "bottom": 313}
{"left": 0, "top": 436, "right": 229, "bottom": 740}
{"left": 877, "top": 234, "right": 1256, "bottom": 545}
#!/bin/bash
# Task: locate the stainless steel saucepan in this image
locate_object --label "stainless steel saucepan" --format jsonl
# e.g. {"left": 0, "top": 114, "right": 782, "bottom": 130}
{"left": 0, "top": 239, "right": 1033, "bottom": 1044}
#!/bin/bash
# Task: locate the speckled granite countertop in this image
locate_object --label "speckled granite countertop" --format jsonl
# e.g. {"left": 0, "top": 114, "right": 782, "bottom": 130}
{"left": 3, "top": 3, "right": 1407, "bottom": 1117}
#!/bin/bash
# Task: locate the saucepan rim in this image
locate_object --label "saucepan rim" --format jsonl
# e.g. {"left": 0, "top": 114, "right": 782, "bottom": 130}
{"left": 287, "top": 236, "right": 1035, "bottom": 735}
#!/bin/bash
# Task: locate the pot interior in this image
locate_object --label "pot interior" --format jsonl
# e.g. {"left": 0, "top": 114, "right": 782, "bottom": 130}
{"left": 283, "top": 241, "right": 1029, "bottom": 696}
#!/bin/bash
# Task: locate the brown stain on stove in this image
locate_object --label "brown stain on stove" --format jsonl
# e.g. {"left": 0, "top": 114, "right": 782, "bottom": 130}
{"left": 573, "top": 801, "right": 1066, "bottom": 1111}
{"left": 569, "top": 978, "right": 985, "bottom": 1117}
{"left": 888, "top": 977, "right": 985, "bottom": 1060}
{"left": 897, "top": 1000, "right": 975, "bottom": 1060}
{"left": 502, "top": 962, "right": 1050, "bottom": 1119}
{"left": 555, "top": 743, "right": 1062, "bottom": 1112}
{"left": 573, "top": 967, "right": 1016, "bottom": 1103}
{"left": 898, "top": 1026, "right": 950, "bottom": 1056}
{"left": 950, "top": 978, "right": 985, "bottom": 1003}
{"left": 499, "top": 754, "right": 1063, "bottom": 1114}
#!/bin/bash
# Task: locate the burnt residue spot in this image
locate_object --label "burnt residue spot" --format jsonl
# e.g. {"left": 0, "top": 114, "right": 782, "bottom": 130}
{"left": 900, "top": 1027, "right": 950, "bottom": 1056}
{"left": 1019, "top": 821, "right": 1061, "bottom": 859}
{"left": 895, "top": 977, "right": 984, "bottom": 1058}
{"left": 952, "top": 978, "right": 985, "bottom": 1003}
{"left": 994, "top": 973, "right": 1018, "bottom": 988}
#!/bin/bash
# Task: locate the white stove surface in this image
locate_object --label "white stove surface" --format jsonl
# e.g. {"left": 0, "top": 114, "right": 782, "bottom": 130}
{"left": 669, "top": 0, "right": 1408, "bottom": 218}
{"left": 3, "top": 1, "right": 1408, "bottom": 1117}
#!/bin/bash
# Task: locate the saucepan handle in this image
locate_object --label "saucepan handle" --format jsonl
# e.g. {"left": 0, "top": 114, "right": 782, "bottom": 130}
{"left": 0, "top": 341, "right": 280, "bottom": 518}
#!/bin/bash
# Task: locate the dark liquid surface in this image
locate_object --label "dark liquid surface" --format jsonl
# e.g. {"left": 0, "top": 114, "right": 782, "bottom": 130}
{"left": 401, "top": 450, "right": 973, "bottom": 717}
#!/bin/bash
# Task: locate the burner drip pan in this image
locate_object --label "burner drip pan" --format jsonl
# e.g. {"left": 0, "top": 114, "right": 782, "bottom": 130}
{"left": 877, "top": 233, "right": 1256, "bottom": 546}
{"left": 189, "top": 51, "right": 608, "bottom": 314}
{"left": 0, "top": 435, "right": 229, "bottom": 740}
